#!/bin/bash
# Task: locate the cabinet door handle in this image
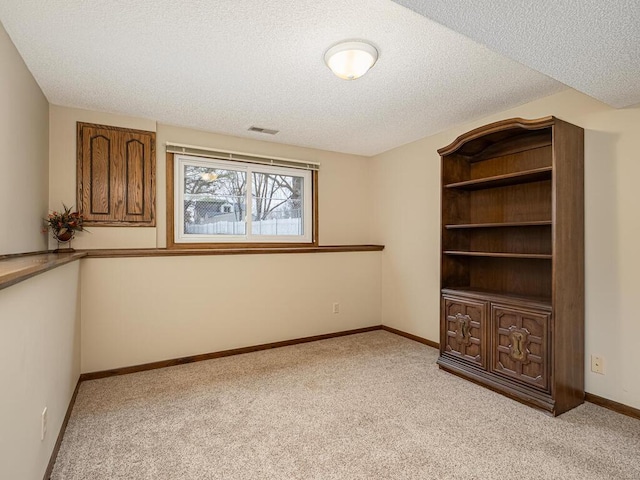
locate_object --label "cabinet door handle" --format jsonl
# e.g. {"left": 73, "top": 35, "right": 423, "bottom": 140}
{"left": 449, "top": 313, "right": 472, "bottom": 346}
{"left": 509, "top": 328, "right": 529, "bottom": 362}
{"left": 461, "top": 317, "right": 470, "bottom": 343}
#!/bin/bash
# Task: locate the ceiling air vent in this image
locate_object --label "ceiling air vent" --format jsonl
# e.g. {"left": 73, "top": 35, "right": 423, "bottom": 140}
{"left": 248, "top": 126, "right": 279, "bottom": 135}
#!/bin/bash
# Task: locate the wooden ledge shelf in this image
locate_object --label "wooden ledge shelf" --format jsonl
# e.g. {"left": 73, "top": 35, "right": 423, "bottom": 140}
{"left": 81, "top": 245, "right": 385, "bottom": 258}
{"left": 0, "top": 252, "right": 87, "bottom": 291}
{"left": 445, "top": 221, "right": 552, "bottom": 229}
{"left": 444, "top": 167, "right": 552, "bottom": 191}
{"left": 444, "top": 250, "right": 552, "bottom": 259}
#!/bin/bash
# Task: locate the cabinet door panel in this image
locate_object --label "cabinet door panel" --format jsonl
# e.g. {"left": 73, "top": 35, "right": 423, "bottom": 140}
{"left": 89, "top": 134, "right": 111, "bottom": 215}
{"left": 77, "top": 122, "right": 155, "bottom": 226}
{"left": 491, "top": 304, "right": 549, "bottom": 390}
{"left": 125, "top": 139, "right": 145, "bottom": 216}
{"left": 442, "top": 296, "right": 486, "bottom": 369}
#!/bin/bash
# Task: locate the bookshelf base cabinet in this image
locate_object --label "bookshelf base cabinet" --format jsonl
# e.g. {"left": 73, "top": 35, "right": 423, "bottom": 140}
{"left": 438, "top": 290, "right": 555, "bottom": 413}
{"left": 437, "top": 117, "right": 584, "bottom": 416}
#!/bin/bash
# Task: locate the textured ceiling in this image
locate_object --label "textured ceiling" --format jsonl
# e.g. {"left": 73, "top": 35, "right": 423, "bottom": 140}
{"left": 0, "top": 1, "right": 564, "bottom": 156}
{"left": 393, "top": 0, "right": 640, "bottom": 108}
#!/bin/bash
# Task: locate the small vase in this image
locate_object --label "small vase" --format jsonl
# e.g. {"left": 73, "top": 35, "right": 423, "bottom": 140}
{"left": 53, "top": 230, "right": 75, "bottom": 253}
{"left": 55, "top": 231, "right": 73, "bottom": 242}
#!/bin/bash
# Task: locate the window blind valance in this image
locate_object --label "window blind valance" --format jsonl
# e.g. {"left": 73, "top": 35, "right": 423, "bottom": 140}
{"left": 166, "top": 142, "right": 320, "bottom": 171}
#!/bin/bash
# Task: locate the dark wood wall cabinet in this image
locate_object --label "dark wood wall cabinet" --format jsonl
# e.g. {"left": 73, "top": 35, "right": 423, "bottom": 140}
{"left": 437, "top": 116, "right": 584, "bottom": 416}
{"left": 77, "top": 122, "right": 156, "bottom": 226}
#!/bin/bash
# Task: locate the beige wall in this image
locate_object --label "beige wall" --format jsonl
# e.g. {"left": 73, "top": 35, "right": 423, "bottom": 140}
{"left": 0, "top": 262, "right": 81, "bottom": 480}
{"left": 0, "top": 22, "right": 49, "bottom": 255}
{"left": 80, "top": 252, "right": 381, "bottom": 373}
{"left": 370, "top": 88, "right": 640, "bottom": 409}
{"left": 48, "top": 106, "right": 372, "bottom": 249}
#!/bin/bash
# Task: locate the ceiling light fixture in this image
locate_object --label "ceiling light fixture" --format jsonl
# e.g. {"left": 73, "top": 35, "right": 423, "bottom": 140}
{"left": 324, "top": 41, "right": 378, "bottom": 80}
{"left": 200, "top": 172, "right": 218, "bottom": 182}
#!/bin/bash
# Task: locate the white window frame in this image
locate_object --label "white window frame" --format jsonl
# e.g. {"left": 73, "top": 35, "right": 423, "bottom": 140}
{"left": 175, "top": 154, "right": 313, "bottom": 244}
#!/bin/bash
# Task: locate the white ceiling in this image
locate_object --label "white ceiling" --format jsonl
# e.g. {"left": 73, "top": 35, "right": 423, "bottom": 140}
{"left": 393, "top": 0, "right": 640, "bottom": 109}
{"left": 0, "top": 1, "right": 567, "bottom": 156}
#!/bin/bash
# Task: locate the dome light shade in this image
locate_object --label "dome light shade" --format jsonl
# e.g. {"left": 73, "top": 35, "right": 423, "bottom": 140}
{"left": 200, "top": 172, "right": 218, "bottom": 182}
{"left": 324, "top": 41, "right": 378, "bottom": 80}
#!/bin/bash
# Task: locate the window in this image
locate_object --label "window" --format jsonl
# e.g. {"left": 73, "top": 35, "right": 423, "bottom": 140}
{"left": 171, "top": 153, "right": 316, "bottom": 245}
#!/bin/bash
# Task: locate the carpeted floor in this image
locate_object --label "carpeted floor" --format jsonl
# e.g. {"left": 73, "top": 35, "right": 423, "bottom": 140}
{"left": 52, "top": 331, "right": 640, "bottom": 479}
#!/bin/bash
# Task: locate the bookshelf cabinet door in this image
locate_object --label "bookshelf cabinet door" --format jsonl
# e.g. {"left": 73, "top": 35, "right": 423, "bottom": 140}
{"left": 442, "top": 296, "right": 487, "bottom": 369}
{"left": 491, "top": 304, "right": 550, "bottom": 391}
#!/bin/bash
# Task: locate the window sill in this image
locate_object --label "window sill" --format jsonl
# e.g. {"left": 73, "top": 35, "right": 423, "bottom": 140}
{"left": 80, "top": 245, "right": 384, "bottom": 258}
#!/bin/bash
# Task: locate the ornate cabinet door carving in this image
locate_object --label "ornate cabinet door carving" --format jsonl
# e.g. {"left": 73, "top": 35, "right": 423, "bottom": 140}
{"left": 77, "top": 122, "right": 156, "bottom": 226}
{"left": 442, "top": 296, "right": 486, "bottom": 369}
{"left": 491, "top": 304, "right": 549, "bottom": 390}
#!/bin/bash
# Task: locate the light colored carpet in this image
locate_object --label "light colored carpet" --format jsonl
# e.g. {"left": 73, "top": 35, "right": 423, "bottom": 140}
{"left": 52, "top": 331, "right": 640, "bottom": 479}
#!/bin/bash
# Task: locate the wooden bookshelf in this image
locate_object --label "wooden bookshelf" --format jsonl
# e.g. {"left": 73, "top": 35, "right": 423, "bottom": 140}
{"left": 437, "top": 116, "right": 584, "bottom": 416}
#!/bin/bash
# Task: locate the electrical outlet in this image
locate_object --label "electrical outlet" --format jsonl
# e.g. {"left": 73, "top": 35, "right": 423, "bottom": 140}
{"left": 591, "top": 355, "right": 604, "bottom": 375}
{"left": 332, "top": 303, "right": 340, "bottom": 314}
{"left": 41, "top": 407, "right": 48, "bottom": 441}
